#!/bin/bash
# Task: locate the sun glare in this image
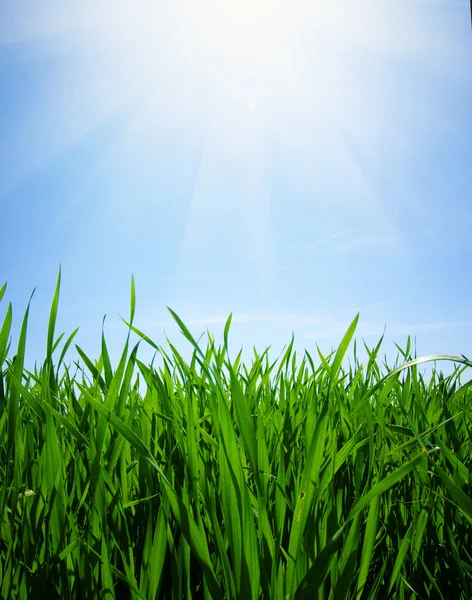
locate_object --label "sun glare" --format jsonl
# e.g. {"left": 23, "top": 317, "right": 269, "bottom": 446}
{"left": 86, "top": 0, "right": 304, "bottom": 115}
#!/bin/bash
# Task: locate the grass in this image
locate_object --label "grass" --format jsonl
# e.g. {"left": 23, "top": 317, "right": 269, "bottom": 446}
{"left": 1, "top": 269, "right": 472, "bottom": 599}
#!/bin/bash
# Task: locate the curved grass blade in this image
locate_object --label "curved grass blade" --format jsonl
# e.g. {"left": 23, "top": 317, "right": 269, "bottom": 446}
{"left": 355, "top": 355, "right": 471, "bottom": 414}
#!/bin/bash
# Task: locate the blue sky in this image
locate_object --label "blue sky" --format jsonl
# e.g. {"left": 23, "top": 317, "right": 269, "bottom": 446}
{"left": 1, "top": 0, "right": 471, "bottom": 372}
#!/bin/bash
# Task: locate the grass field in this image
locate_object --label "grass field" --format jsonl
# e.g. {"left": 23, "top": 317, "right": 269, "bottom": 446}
{"left": 1, "top": 270, "right": 471, "bottom": 599}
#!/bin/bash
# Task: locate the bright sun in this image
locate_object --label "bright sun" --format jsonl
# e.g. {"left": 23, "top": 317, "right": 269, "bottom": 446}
{"left": 85, "top": 0, "right": 307, "bottom": 113}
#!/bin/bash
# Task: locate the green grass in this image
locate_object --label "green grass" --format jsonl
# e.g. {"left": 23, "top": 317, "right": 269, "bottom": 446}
{"left": 1, "top": 270, "right": 472, "bottom": 599}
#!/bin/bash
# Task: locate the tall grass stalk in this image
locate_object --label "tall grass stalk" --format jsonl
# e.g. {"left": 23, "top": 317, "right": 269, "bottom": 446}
{"left": 1, "top": 272, "right": 471, "bottom": 598}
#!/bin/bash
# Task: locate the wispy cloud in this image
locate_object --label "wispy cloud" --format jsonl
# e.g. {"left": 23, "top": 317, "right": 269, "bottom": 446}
{"left": 280, "top": 226, "right": 369, "bottom": 262}
{"left": 335, "top": 227, "right": 435, "bottom": 252}
{"left": 109, "top": 296, "right": 402, "bottom": 333}
{"left": 336, "top": 235, "right": 402, "bottom": 252}
{"left": 304, "top": 320, "right": 472, "bottom": 340}
{"left": 158, "top": 274, "right": 208, "bottom": 282}
{"left": 192, "top": 313, "right": 328, "bottom": 327}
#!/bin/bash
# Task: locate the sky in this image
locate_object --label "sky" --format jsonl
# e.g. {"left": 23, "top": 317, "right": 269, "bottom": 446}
{"left": 1, "top": 0, "right": 471, "bottom": 375}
